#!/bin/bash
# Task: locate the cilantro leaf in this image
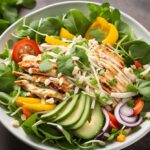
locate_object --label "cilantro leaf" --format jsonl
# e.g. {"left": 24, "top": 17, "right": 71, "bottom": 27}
{"left": 109, "top": 79, "right": 116, "bottom": 86}
{"left": 72, "top": 47, "right": 90, "bottom": 66}
{"left": 57, "top": 55, "right": 74, "bottom": 76}
{"left": 39, "top": 59, "right": 52, "bottom": 72}
{"left": 89, "top": 29, "right": 105, "bottom": 42}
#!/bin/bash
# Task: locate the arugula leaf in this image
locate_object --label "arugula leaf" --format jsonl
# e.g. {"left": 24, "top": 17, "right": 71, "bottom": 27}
{"left": 39, "top": 59, "right": 52, "bottom": 72}
{"left": 57, "top": 55, "right": 74, "bottom": 76}
{"left": 63, "top": 9, "right": 90, "bottom": 36}
{"left": 89, "top": 29, "right": 105, "bottom": 42}
{"left": 22, "top": 113, "right": 38, "bottom": 135}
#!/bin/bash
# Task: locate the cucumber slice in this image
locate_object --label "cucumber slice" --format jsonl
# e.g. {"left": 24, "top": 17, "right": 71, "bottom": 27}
{"left": 70, "top": 95, "right": 91, "bottom": 129}
{"left": 41, "top": 99, "right": 69, "bottom": 121}
{"left": 58, "top": 94, "right": 86, "bottom": 126}
{"left": 53, "top": 94, "right": 79, "bottom": 122}
{"left": 74, "top": 103, "right": 104, "bottom": 139}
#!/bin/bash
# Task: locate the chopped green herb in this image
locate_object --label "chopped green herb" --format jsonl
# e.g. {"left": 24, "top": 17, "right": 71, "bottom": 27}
{"left": 57, "top": 55, "right": 74, "bottom": 76}
{"left": 127, "top": 100, "right": 135, "bottom": 108}
{"left": 89, "top": 29, "right": 105, "bottom": 42}
{"left": 126, "top": 84, "right": 138, "bottom": 92}
{"left": 109, "top": 79, "right": 116, "bottom": 86}
{"left": 90, "top": 78, "right": 98, "bottom": 85}
{"left": 39, "top": 59, "right": 52, "bottom": 72}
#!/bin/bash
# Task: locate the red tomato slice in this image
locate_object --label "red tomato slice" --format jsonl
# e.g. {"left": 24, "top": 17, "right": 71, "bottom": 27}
{"left": 107, "top": 111, "right": 120, "bottom": 130}
{"left": 12, "top": 38, "right": 41, "bottom": 63}
{"left": 134, "top": 60, "right": 143, "bottom": 68}
{"left": 133, "top": 98, "right": 144, "bottom": 116}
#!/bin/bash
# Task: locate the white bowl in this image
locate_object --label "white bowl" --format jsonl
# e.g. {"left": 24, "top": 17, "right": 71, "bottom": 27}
{"left": 0, "top": 1, "right": 150, "bottom": 150}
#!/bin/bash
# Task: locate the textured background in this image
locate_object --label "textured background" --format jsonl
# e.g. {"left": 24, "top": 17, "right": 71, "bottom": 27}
{"left": 0, "top": 0, "right": 150, "bottom": 150}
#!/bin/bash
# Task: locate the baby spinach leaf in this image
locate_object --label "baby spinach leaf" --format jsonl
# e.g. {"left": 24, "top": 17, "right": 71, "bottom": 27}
{"left": 39, "top": 59, "right": 52, "bottom": 72}
{"left": 136, "top": 79, "right": 150, "bottom": 98}
{"left": 115, "top": 20, "right": 135, "bottom": 41}
{"left": 56, "top": 138, "right": 78, "bottom": 150}
{"left": 22, "top": 113, "right": 38, "bottom": 135}
{"left": 57, "top": 55, "right": 74, "bottom": 76}
{"left": 39, "top": 17, "right": 62, "bottom": 35}
{"left": 2, "top": 5, "right": 18, "bottom": 24}
{"left": 63, "top": 9, "right": 90, "bottom": 36}
{"left": 0, "top": 19, "right": 10, "bottom": 34}
{"left": 89, "top": 29, "right": 105, "bottom": 42}
{"left": 0, "top": 64, "right": 16, "bottom": 93}
{"left": 123, "top": 40, "right": 150, "bottom": 64}
{"left": 16, "top": 0, "right": 36, "bottom": 9}
{"left": 47, "top": 122, "right": 72, "bottom": 144}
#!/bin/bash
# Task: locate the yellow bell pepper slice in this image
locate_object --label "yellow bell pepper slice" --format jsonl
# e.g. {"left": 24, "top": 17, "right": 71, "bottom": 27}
{"left": 85, "top": 17, "right": 118, "bottom": 45}
{"left": 60, "top": 27, "right": 75, "bottom": 40}
{"left": 23, "top": 103, "right": 56, "bottom": 112}
{"left": 16, "top": 97, "right": 41, "bottom": 107}
{"left": 45, "top": 36, "right": 68, "bottom": 47}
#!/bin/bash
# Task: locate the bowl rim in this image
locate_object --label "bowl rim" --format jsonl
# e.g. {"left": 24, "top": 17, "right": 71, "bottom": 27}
{"left": 0, "top": 1, "right": 150, "bottom": 150}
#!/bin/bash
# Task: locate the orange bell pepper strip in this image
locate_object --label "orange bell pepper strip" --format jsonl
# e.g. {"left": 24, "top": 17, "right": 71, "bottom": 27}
{"left": 59, "top": 27, "right": 75, "bottom": 39}
{"left": 22, "top": 105, "right": 32, "bottom": 118}
{"left": 133, "top": 98, "right": 144, "bottom": 116}
{"left": 16, "top": 97, "right": 41, "bottom": 107}
{"left": 23, "top": 103, "right": 56, "bottom": 112}
{"left": 45, "top": 36, "right": 68, "bottom": 47}
{"left": 85, "top": 17, "right": 118, "bottom": 45}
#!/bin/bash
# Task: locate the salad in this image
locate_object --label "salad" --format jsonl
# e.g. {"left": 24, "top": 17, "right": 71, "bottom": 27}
{"left": 0, "top": 2, "right": 150, "bottom": 149}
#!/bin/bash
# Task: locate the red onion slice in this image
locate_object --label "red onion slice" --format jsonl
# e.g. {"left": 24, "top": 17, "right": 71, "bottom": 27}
{"left": 120, "top": 104, "right": 134, "bottom": 117}
{"left": 120, "top": 113, "right": 138, "bottom": 123}
{"left": 95, "top": 108, "right": 110, "bottom": 140}
{"left": 115, "top": 102, "right": 143, "bottom": 127}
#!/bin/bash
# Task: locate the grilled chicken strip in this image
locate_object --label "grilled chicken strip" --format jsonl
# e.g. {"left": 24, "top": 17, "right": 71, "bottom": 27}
{"left": 13, "top": 71, "right": 72, "bottom": 93}
{"left": 18, "top": 54, "right": 57, "bottom": 77}
{"left": 15, "top": 80, "right": 64, "bottom": 100}
{"left": 92, "top": 45, "right": 136, "bottom": 93}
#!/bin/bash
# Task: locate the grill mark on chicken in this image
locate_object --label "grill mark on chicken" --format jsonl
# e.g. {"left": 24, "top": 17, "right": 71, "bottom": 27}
{"left": 15, "top": 80, "right": 64, "bottom": 100}
{"left": 18, "top": 55, "right": 57, "bottom": 77}
{"left": 91, "top": 45, "right": 136, "bottom": 93}
{"left": 13, "top": 71, "right": 70, "bottom": 93}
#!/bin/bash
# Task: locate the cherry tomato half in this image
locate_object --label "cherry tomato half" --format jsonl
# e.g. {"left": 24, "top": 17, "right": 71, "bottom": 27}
{"left": 134, "top": 60, "right": 143, "bottom": 69}
{"left": 12, "top": 38, "right": 41, "bottom": 63}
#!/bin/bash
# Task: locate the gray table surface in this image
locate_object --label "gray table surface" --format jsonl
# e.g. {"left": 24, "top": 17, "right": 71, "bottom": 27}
{"left": 0, "top": 0, "right": 150, "bottom": 150}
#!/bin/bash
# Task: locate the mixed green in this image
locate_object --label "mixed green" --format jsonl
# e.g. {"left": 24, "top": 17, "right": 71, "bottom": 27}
{"left": 0, "top": 0, "right": 36, "bottom": 34}
{"left": 0, "top": 2, "right": 150, "bottom": 150}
